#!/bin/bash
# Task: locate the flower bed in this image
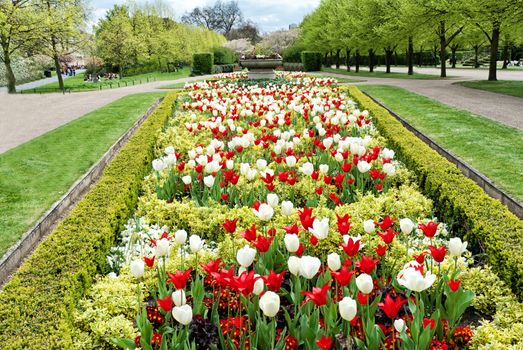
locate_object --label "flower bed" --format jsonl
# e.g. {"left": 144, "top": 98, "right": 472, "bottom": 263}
{"left": 63, "top": 75, "right": 523, "bottom": 349}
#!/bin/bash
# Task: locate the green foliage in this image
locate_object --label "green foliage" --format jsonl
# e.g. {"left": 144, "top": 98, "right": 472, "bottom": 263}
{"left": 347, "top": 85, "right": 523, "bottom": 299}
{"left": 192, "top": 52, "right": 214, "bottom": 75}
{"left": 212, "top": 47, "right": 236, "bottom": 65}
{"left": 0, "top": 92, "right": 178, "bottom": 349}
{"left": 301, "top": 51, "right": 322, "bottom": 71}
{"left": 282, "top": 42, "right": 306, "bottom": 63}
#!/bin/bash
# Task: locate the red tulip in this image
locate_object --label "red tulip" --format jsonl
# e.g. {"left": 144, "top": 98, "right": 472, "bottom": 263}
{"left": 295, "top": 243, "right": 305, "bottom": 256}
{"left": 254, "top": 235, "right": 273, "bottom": 253}
{"left": 242, "top": 224, "right": 257, "bottom": 242}
{"left": 356, "top": 255, "right": 379, "bottom": 274}
{"left": 166, "top": 269, "right": 192, "bottom": 290}
{"left": 413, "top": 252, "right": 427, "bottom": 264}
{"left": 448, "top": 279, "right": 461, "bottom": 292}
{"left": 357, "top": 291, "right": 368, "bottom": 304}
{"left": 157, "top": 295, "right": 173, "bottom": 312}
{"left": 341, "top": 237, "right": 361, "bottom": 257}
{"left": 301, "top": 282, "right": 330, "bottom": 307}
{"left": 232, "top": 270, "right": 257, "bottom": 296}
{"left": 211, "top": 267, "right": 235, "bottom": 287}
{"left": 316, "top": 335, "right": 332, "bottom": 350}
{"left": 375, "top": 244, "right": 387, "bottom": 257}
{"left": 298, "top": 207, "right": 315, "bottom": 230}
{"left": 144, "top": 256, "right": 155, "bottom": 268}
{"left": 223, "top": 219, "right": 238, "bottom": 233}
{"left": 428, "top": 245, "right": 447, "bottom": 263}
{"left": 202, "top": 258, "right": 222, "bottom": 275}
{"left": 376, "top": 215, "right": 395, "bottom": 230}
{"left": 419, "top": 221, "right": 439, "bottom": 238}
{"left": 378, "top": 294, "right": 407, "bottom": 319}
{"left": 341, "top": 162, "right": 352, "bottom": 172}
{"left": 423, "top": 318, "right": 436, "bottom": 330}
{"left": 377, "top": 229, "right": 396, "bottom": 245}
{"left": 283, "top": 223, "right": 299, "bottom": 235}
{"left": 331, "top": 265, "right": 355, "bottom": 286}
{"left": 336, "top": 214, "right": 351, "bottom": 235}
{"left": 262, "top": 270, "right": 286, "bottom": 292}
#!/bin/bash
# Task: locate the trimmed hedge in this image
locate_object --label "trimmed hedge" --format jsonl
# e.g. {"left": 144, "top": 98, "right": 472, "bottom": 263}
{"left": 346, "top": 85, "right": 523, "bottom": 299}
{"left": 212, "top": 47, "right": 236, "bottom": 65}
{"left": 0, "top": 92, "right": 178, "bottom": 348}
{"left": 301, "top": 51, "right": 322, "bottom": 71}
{"left": 192, "top": 53, "right": 214, "bottom": 75}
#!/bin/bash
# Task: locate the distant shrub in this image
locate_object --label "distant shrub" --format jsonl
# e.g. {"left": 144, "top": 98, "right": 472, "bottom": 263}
{"left": 212, "top": 47, "right": 236, "bottom": 65}
{"left": 192, "top": 53, "right": 214, "bottom": 75}
{"left": 301, "top": 51, "right": 322, "bottom": 71}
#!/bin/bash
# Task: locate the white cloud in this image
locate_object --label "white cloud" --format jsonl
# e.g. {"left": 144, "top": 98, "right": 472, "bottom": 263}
{"left": 88, "top": 0, "right": 320, "bottom": 32}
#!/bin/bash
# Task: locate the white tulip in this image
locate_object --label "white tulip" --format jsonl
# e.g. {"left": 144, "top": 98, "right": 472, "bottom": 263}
{"left": 166, "top": 153, "right": 177, "bottom": 166}
{"left": 382, "top": 148, "right": 395, "bottom": 160}
{"left": 288, "top": 256, "right": 301, "bottom": 276}
{"left": 356, "top": 273, "right": 374, "bottom": 294}
{"left": 335, "top": 152, "right": 344, "bottom": 162}
{"left": 165, "top": 146, "right": 175, "bottom": 155}
{"left": 284, "top": 234, "right": 300, "bottom": 253}
{"left": 394, "top": 319, "right": 406, "bottom": 333}
{"left": 174, "top": 229, "right": 187, "bottom": 245}
{"left": 130, "top": 259, "right": 144, "bottom": 278}
{"left": 281, "top": 201, "right": 294, "bottom": 216}
{"left": 267, "top": 193, "right": 279, "bottom": 208}
{"left": 323, "top": 137, "right": 333, "bottom": 149}
{"left": 203, "top": 175, "right": 215, "bottom": 188}
{"left": 253, "top": 277, "right": 265, "bottom": 295}
{"left": 246, "top": 169, "right": 258, "bottom": 181}
{"left": 319, "top": 164, "right": 329, "bottom": 174}
{"left": 155, "top": 238, "right": 170, "bottom": 257}
{"left": 357, "top": 160, "right": 371, "bottom": 173}
{"left": 285, "top": 155, "right": 297, "bottom": 167}
{"left": 254, "top": 203, "right": 274, "bottom": 221}
{"left": 327, "top": 252, "right": 341, "bottom": 271}
{"left": 189, "top": 235, "right": 203, "bottom": 253}
{"left": 240, "top": 163, "right": 251, "bottom": 175}
{"left": 382, "top": 163, "right": 396, "bottom": 176}
{"left": 339, "top": 296, "right": 357, "bottom": 321}
{"left": 397, "top": 267, "right": 436, "bottom": 292}
{"left": 237, "top": 245, "right": 256, "bottom": 267}
{"left": 399, "top": 218, "right": 415, "bottom": 234}
{"left": 299, "top": 256, "right": 321, "bottom": 279}
{"left": 172, "top": 304, "right": 193, "bottom": 325}
{"left": 182, "top": 175, "right": 192, "bottom": 185}
{"left": 448, "top": 237, "right": 468, "bottom": 257}
{"left": 188, "top": 149, "right": 196, "bottom": 159}
{"left": 256, "top": 159, "right": 267, "bottom": 170}
{"left": 172, "top": 290, "right": 186, "bottom": 306}
{"left": 309, "top": 217, "right": 329, "bottom": 240}
{"left": 226, "top": 159, "right": 234, "bottom": 170}
{"left": 363, "top": 219, "right": 375, "bottom": 233}
{"left": 259, "top": 291, "right": 280, "bottom": 317}
{"left": 152, "top": 159, "right": 166, "bottom": 172}
{"left": 300, "top": 162, "right": 314, "bottom": 176}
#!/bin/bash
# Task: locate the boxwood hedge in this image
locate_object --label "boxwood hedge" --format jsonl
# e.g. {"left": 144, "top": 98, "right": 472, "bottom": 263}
{"left": 0, "top": 92, "right": 178, "bottom": 349}
{"left": 347, "top": 85, "right": 523, "bottom": 299}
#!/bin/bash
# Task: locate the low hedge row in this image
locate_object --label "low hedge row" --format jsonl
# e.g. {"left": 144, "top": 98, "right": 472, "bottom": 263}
{"left": 346, "top": 85, "right": 523, "bottom": 299}
{"left": 192, "top": 53, "right": 214, "bottom": 75}
{"left": 0, "top": 92, "right": 178, "bottom": 348}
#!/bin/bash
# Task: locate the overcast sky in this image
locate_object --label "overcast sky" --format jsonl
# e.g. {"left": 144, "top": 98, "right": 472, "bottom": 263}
{"left": 88, "top": 0, "right": 320, "bottom": 33}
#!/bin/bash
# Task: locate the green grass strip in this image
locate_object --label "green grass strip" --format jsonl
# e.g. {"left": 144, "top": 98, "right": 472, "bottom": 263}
{"left": 0, "top": 92, "right": 165, "bottom": 255}
{"left": 358, "top": 84, "right": 523, "bottom": 201}
{"left": 455, "top": 80, "right": 523, "bottom": 98}
{"left": 323, "top": 67, "right": 439, "bottom": 79}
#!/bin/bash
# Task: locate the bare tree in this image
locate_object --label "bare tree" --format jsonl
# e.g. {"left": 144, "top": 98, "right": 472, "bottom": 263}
{"left": 182, "top": 1, "right": 242, "bottom": 36}
{"left": 227, "top": 21, "right": 260, "bottom": 43}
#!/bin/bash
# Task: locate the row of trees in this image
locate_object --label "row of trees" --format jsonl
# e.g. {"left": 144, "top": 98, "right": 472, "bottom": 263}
{"left": 1, "top": 0, "right": 86, "bottom": 93}
{"left": 96, "top": 4, "right": 226, "bottom": 77}
{"left": 298, "top": 0, "right": 523, "bottom": 80}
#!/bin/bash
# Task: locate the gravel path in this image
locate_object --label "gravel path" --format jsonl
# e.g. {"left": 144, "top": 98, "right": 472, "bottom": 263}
{"left": 319, "top": 67, "right": 523, "bottom": 131}
{"left": 0, "top": 75, "right": 210, "bottom": 154}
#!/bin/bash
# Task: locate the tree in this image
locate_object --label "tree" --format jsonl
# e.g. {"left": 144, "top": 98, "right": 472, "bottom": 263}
{"left": 0, "top": 0, "right": 40, "bottom": 93}
{"left": 227, "top": 21, "right": 260, "bottom": 43}
{"left": 259, "top": 29, "right": 300, "bottom": 55}
{"left": 182, "top": 1, "right": 242, "bottom": 37}
{"left": 467, "top": 0, "right": 523, "bottom": 80}
{"left": 223, "top": 38, "right": 254, "bottom": 54}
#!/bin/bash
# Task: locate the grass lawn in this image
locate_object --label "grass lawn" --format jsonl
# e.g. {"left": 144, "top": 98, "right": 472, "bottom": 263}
{"left": 28, "top": 68, "right": 191, "bottom": 93}
{"left": 158, "top": 81, "right": 199, "bottom": 89}
{"left": 323, "top": 68, "right": 439, "bottom": 80}
{"left": 0, "top": 92, "right": 165, "bottom": 256}
{"left": 455, "top": 80, "right": 523, "bottom": 99}
{"left": 358, "top": 84, "right": 523, "bottom": 201}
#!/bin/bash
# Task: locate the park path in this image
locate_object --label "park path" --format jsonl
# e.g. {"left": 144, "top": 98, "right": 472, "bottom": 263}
{"left": 0, "top": 75, "right": 211, "bottom": 154}
{"left": 318, "top": 67, "right": 523, "bottom": 131}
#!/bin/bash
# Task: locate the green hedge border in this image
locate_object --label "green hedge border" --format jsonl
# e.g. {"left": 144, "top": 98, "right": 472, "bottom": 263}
{"left": 346, "top": 85, "right": 523, "bottom": 299}
{"left": 0, "top": 92, "right": 178, "bottom": 349}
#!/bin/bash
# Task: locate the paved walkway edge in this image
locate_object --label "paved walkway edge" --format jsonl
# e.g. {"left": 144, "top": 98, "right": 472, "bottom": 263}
{"left": 362, "top": 92, "right": 523, "bottom": 219}
{"left": 0, "top": 98, "right": 163, "bottom": 287}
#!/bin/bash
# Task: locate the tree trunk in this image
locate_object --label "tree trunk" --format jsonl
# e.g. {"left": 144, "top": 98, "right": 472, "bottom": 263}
{"left": 385, "top": 49, "right": 393, "bottom": 73}
{"left": 53, "top": 54, "right": 64, "bottom": 91}
{"left": 501, "top": 44, "right": 509, "bottom": 69}
{"left": 407, "top": 36, "right": 414, "bottom": 75}
{"left": 324, "top": 52, "right": 329, "bottom": 68}
{"left": 355, "top": 51, "right": 360, "bottom": 72}
{"left": 3, "top": 52, "right": 17, "bottom": 94}
{"left": 488, "top": 24, "right": 500, "bottom": 81}
{"left": 368, "top": 49, "right": 375, "bottom": 72}
{"left": 451, "top": 47, "right": 457, "bottom": 68}
{"left": 346, "top": 48, "right": 351, "bottom": 71}
{"left": 474, "top": 45, "right": 480, "bottom": 68}
{"left": 335, "top": 49, "right": 341, "bottom": 69}
{"left": 439, "top": 21, "right": 447, "bottom": 78}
